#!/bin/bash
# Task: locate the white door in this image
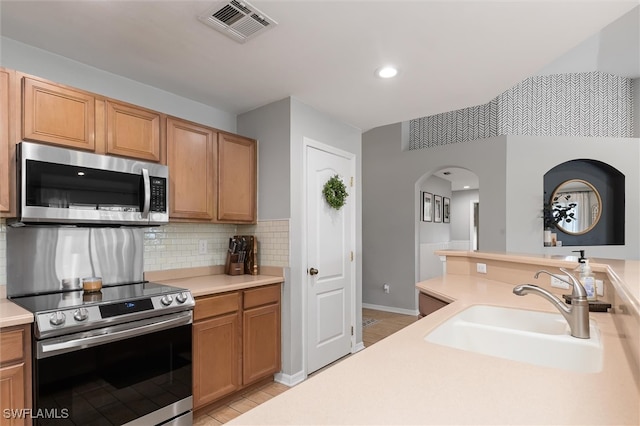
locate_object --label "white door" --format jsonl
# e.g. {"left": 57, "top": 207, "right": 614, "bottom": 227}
{"left": 305, "top": 141, "right": 355, "bottom": 374}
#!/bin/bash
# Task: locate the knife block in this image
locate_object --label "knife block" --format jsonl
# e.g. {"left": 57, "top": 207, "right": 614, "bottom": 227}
{"left": 225, "top": 253, "right": 245, "bottom": 276}
{"left": 226, "top": 235, "right": 258, "bottom": 276}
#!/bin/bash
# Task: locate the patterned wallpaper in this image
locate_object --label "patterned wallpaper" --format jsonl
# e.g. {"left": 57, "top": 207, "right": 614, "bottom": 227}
{"left": 409, "top": 72, "right": 634, "bottom": 150}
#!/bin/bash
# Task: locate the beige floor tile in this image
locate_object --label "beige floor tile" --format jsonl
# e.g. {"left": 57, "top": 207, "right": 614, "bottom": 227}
{"left": 193, "top": 414, "right": 223, "bottom": 426}
{"left": 260, "top": 382, "right": 289, "bottom": 396}
{"left": 242, "top": 389, "right": 275, "bottom": 405}
{"left": 207, "top": 405, "right": 242, "bottom": 423}
{"left": 228, "top": 397, "right": 258, "bottom": 413}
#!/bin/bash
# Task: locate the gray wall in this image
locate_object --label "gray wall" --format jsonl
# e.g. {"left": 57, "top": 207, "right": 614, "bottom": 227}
{"left": 0, "top": 37, "right": 236, "bottom": 132}
{"left": 238, "top": 98, "right": 291, "bottom": 220}
{"left": 419, "top": 176, "right": 451, "bottom": 243}
{"left": 239, "top": 96, "right": 362, "bottom": 382}
{"left": 505, "top": 135, "right": 640, "bottom": 259}
{"left": 363, "top": 126, "right": 640, "bottom": 314}
{"left": 362, "top": 124, "right": 507, "bottom": 312}
{"left": 451, "top": 189, "right": 480, "bottom": 242}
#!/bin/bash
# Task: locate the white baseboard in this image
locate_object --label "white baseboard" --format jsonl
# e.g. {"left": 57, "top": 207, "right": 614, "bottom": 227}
{"left": 362, "top": 302, "right": 419, "bottom": 316}
{"left": 274, "top": 370, "right": 306, "bottom": 387}
{"left": 352, "top": 342, "right": 365, "bottom": 353}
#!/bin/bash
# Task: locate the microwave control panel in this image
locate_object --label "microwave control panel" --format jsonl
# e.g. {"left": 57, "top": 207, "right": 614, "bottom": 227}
{"left": 150, "top": 177, "right": 167, "bottom": 212}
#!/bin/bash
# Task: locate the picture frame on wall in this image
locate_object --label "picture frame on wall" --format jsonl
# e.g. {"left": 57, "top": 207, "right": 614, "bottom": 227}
{"left": 443, "top": 197, "right": 450, "bottom": 223}
{"left": 422, "top": 192, "right": 433, "bottom": 222}
{"left": 434, "top": 195, "right": 442, "bottom": 223}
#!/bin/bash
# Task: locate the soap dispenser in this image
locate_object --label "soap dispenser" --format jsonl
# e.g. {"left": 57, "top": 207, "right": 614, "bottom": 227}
{"left": 573, "top": 250, "right": 597, "bottom": 300}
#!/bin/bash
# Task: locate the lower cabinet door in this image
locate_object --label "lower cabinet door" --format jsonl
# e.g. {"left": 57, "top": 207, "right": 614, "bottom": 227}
{"left": 243, "top": 303, "right": 281, "bottom": 385}
{"left": 0, "top": 362, "right": 26, "bottom": 426}
{"left": 193, "top": 313, "right": 241, "bottom": 409}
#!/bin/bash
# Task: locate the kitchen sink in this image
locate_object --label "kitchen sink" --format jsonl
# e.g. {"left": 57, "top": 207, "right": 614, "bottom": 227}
{"left": 424, "top": 305, "right": 603, "bottom": 373}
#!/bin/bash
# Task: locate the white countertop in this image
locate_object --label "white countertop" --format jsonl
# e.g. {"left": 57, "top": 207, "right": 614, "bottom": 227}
{"left": 228, "top": 273, "right": 639, "bottom": 425}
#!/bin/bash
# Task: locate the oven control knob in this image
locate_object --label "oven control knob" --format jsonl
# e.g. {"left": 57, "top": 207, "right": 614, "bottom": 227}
{"left": 73, "top": 308, "right": 89, "bottom": 322}
{"left": 176, "top": 292, "right": 188, "bottom": 304}
{"left": 160, "top": 295, "right": 173, "bottom": 306}
{"left": 49, "top": 311, "right": 66, "bottom": 326}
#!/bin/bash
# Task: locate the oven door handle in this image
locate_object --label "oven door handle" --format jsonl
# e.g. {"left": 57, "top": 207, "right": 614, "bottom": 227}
{"left": 37, "top": 311, "right": 192, "bottom": 359}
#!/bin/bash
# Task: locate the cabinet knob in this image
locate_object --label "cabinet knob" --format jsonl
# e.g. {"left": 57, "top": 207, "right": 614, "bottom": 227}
{"left": 309, "top": 268, "right": 319, "bottom": 276}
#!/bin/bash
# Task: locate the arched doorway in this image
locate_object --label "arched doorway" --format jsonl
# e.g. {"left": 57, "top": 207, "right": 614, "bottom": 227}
{"left": 417, "top": 166, "right": 479, "bottom": 283}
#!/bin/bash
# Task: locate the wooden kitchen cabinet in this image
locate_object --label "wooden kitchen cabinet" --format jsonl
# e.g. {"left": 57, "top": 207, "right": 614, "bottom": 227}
{"left": 217, "top": 133, "right": 257, "bottom": 223}
{"left": 167, "top": 117, "right": 217, "bottom": 220}
{"left": 0, "top": 67, "right": 17, "bottom": 215}
{"left": 105, "top": 100, "right": 162, "bottom": 162}
{"left": 418, "top": 292, "right": 449, "bottom": 318}
{"left": 193, "top": 292, "right": 241, "bottom": 410}
{"left": 22, "top": 74, "right": 164, "bottom": 162}
{"left": 242, "top": 284, "right": 281, "bottom": 385}
{"left": 0, "top": 325, "right": 31, "bottom": 426}
{"left": 193, "top": 283, "right": 281, "bottom": 411}
{"left": 22, "top": 76, "right": 96, "bottom": 151}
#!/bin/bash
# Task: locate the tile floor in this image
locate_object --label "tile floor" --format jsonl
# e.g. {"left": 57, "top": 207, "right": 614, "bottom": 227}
{"left": 193, "top": 308, "right": 419, "bottom": 425}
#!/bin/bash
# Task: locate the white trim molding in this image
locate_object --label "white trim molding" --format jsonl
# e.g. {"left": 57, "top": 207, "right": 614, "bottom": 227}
{"left": 362, "top": 302, "right": 419, "bottom": 316}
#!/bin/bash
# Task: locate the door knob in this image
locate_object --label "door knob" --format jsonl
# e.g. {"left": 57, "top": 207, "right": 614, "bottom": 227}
{"left": 309, "top": 267, "right": 319, "bottom": 276}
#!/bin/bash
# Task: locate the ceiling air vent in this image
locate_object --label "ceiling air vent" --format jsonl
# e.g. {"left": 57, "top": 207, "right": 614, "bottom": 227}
{"left": 199, "top": 0, "right": 277, "bottom": 43}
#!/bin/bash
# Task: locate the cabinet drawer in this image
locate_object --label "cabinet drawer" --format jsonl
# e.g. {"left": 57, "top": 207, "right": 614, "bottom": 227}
{"left": 243, "top": 284, "right": 281, "bottom": 310}
{"left": 0, "top": 327, "right": 25, "bottom": 364}
{"left": 194, "top": 292, "right": 240, "bottom": 321}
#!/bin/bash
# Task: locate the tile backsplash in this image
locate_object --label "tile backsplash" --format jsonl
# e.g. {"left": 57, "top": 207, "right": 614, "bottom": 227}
{"left": 143, "top": 222, "right": 238, "bottom": 271}
{"left": 0, "top": 218, "right": 290, "bottom": 285}
{"left": 238, "top": 219, "right": 290, "bottom": 268}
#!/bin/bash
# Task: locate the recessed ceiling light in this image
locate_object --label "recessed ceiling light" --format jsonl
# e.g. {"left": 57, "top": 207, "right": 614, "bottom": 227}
{"left": 375, "top": 66, "right": 398, "bottom": 79}
{"left": 463, "top": 185, "right": 470, "bottom": 189}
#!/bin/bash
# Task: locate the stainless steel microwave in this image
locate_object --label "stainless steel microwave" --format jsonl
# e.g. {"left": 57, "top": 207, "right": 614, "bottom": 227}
{"left": 15, "top": 141, "right": 169, "bottom": 226}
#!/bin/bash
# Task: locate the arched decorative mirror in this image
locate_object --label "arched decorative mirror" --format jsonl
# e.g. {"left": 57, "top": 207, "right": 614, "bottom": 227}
{"left": 550, "top": 179, "right": 602, "bottom": 235}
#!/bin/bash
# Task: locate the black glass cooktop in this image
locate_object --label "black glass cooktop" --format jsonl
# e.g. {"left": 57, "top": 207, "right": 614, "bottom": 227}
{"left": 9, "top": 282, "right": 186, "bottom": 313}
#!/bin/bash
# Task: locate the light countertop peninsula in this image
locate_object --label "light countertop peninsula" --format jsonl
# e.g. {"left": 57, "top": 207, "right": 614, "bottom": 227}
{"left": 228, "top": 252, "right": 639, "bottom": 426}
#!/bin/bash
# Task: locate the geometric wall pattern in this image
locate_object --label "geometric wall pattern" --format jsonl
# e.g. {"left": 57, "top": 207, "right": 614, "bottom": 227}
{"left": 409, "top": 72, "right": 634, "bottom": 150}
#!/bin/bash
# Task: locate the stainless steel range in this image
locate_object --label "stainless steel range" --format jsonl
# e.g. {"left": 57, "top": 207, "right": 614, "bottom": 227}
{"left": 7, "top": 226, "right": 195, "bottom": 426}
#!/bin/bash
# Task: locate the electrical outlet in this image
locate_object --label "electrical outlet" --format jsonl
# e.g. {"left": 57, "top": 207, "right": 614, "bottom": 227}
{"left": 198, "top": 240, "right": 207, "bottom": 254}
{"left": 596, "top": 279, "right": 604, "bottom": 296}
{"left": 476, "top": 263, "right": 487, "bottom": 274}
{"left": 383, "top": 283, "right": 390, "bottom": 294}
{"left": 550, "top": 275, "right": 571, "bottom": 290}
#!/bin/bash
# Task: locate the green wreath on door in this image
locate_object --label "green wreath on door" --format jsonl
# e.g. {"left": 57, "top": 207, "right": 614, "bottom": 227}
{"left": 322, "top": 175, "right": 348, "bottom": 210}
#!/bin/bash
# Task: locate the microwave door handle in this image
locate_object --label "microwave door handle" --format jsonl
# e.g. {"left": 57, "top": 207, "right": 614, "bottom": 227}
{"left": 141, "top": 168, "right": 151, "bottom": 219}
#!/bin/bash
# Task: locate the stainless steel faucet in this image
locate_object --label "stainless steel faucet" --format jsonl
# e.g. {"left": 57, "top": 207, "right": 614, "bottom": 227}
{"left": 512, "top": 268, "right": 590, "bottom": 339}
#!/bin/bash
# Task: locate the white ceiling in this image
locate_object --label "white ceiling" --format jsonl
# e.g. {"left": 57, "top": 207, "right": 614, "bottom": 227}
{"left": 0, "top": 1, "right": 638, "bottom": 131}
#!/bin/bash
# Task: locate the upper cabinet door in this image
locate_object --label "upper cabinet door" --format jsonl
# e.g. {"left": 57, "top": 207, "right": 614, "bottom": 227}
{"left": 217, "top": 133, "right": 257, "bottom": 223}
{"left": 22, "top": 77, "right": 95, "bottom": 151}
{"left": 167, "top": 117, "right": 217, "bottom": 220}
{"left": 105, "top": 100, "right": 162, "bottom": 162}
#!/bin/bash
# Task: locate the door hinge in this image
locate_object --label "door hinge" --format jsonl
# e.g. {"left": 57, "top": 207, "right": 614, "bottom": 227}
{"left": 351, "top": 325, "right": 354, "bottom": 336}
{"left": 350, "top": 177, "right": 354, "bottom": 187}
{"left": 350, "top": 251, "right": 354, "bottom": 262}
